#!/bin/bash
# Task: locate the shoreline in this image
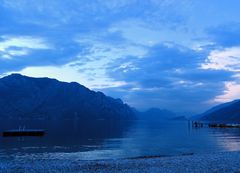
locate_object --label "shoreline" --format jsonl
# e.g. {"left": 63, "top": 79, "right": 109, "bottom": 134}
{"left": 1, "top": 151, "right": 240, "bottom": 173}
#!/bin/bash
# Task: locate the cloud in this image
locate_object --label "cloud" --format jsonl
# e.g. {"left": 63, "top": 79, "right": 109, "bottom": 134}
{"left": 201, "top": 46, "right": 240, "bottom": 104}
{"left": 8, "top": 64, "right": 127, "bottom": 89}
{"left": 109, "top": 19, "right": 195, "bottom": 48}
{"left": 214, "top": 82, "right": 240, "bottom": 103}
{"left": 0, "top": 36, "right": 51, "bottom": 59}
{"left": 0, "top": 0, "right": 136, "bottom": 27}
{"left": 104, "top": 44, "right": 233, "bottom": 112}
{"left": 207, "top": 23, "right": 240, "bottom": 47}
{"left": 197, "top": 23, "right": 240, "bottom": 104}
{"left": 0, "top": 33, "right": 83, "bottom": 74}
{"left": 6, "top": 33, "right": 148, "bottom": 89}
{"left": 2, "top": 0, "right": 190, "bottom": 21}
{"left": 201, "top": 47, "right": 240, "bottom": 72}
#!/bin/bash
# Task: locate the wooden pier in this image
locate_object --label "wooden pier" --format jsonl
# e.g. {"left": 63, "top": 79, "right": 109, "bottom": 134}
{"left": 208, "top": 124, "right": 240, "bottom": 128}
{"left": 191, "top": 121, "right": 240, "bottom": 129}
{"left": 2, "top": 129, "right": 45, "bottom": 137}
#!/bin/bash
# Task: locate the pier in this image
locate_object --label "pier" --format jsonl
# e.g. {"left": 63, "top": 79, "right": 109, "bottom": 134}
{"left": 191, "top": 121, "right": 240, "bottom": 129}
{"left": 2, "top": 129, "right": 45, "bottom": 137}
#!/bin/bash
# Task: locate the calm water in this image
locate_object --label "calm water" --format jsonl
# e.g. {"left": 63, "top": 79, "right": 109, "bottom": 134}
{"left": 1, "top": 120, "right": 240, "bottom": 160}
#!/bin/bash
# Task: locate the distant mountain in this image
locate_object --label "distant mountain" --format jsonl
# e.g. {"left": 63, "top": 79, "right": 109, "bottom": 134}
{"left": 0, "top": 74, "right": 135, "bottom": 120}
{"left": 137, "top": 108, "right": 177, "bottom": 121}
{"left": 197, "top": 100, "right": 240, "bottom": 122}
{"left": 169, "top": 116, "right": 187, "bottom": 121}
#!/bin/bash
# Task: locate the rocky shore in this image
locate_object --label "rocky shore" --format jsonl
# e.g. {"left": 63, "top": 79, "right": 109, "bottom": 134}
{"left": 1, "top": 151, "right": 240, "bottom": 173}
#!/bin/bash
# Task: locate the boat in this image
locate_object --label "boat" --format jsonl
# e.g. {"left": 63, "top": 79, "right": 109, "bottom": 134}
{"left": 2, "top": 129, "right": 45, "bottom": 137}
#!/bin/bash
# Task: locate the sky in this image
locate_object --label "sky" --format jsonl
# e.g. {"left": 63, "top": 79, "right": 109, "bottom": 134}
{"left": 0, "top": 0, "right": 240, "bottom": 114}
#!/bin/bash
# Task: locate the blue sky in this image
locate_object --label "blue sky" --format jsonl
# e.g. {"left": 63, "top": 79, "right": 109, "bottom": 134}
{"left": 0, "top": 0, "right": 240, "bottom": 113}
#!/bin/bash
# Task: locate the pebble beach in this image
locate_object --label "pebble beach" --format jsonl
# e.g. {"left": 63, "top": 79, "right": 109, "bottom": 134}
{"left": 1, "top": 151, "right": 240, "bottom": 173}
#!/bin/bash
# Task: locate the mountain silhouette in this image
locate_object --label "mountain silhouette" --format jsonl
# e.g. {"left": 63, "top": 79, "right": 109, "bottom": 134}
{"left": 197, "top": 99, "right": 240, "bottom": 122}
{"left": 0, "top": 74, "right": 135, "bottom": 120}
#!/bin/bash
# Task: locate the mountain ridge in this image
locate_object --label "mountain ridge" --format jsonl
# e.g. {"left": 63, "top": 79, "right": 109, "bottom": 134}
{"left": 196, "top": 99, "right": 240, "bottom": 122}
{"left": 0, "top": 74, "right": 135, "bottom": 120}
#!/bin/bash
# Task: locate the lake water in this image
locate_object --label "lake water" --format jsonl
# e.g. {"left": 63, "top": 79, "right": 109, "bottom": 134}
{"left": 1, "top": 120, "right": 240, "bottom": 160}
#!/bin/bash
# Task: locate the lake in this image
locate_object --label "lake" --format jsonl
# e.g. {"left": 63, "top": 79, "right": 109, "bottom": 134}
{"left": 1, "top": 119, "right": 240, "bottom": 160}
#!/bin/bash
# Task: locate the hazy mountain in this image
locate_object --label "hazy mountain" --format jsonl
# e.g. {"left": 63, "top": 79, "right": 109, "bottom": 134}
{"left": 169, "top": 116, "right": 187, "bottom": 121}
{"left": 137, "top": 108, "right": 177, "bottom": 121}
{"left": 0, "top": 74, "right": 135, "bottom": 120}
{"left": 197, "top": 99, "right": 240, "bottom": 122}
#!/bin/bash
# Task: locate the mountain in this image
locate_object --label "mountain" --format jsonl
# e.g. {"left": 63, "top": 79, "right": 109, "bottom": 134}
{"left": 197, "top": 100, "right": 240, "bottom": 122}
{"left": 192, "top": 99, "right": 240, "bottom": 120}
{"left": 169, "top": 116, "right": 187, "bottom": 121}
{"left": 0, "top": 74, "right": 135, "bottom": 120}
{"left": 137, "top": 108, "right": 177, "bottom": 121}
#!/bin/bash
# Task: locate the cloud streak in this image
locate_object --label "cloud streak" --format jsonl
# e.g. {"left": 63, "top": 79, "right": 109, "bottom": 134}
{"left": 0, "top": 36, "right": 51, "bottom": 59}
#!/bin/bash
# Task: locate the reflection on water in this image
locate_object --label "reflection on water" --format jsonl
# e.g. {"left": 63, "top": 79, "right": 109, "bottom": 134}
{"left": 208, "top": 128, "right": 240, "bottom": 151}
{"left": 0, "top": 120, "right": 131, "bottom": 154}
{"left": 1, "top": 120, "right": 240, "bottom": 160}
